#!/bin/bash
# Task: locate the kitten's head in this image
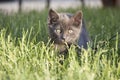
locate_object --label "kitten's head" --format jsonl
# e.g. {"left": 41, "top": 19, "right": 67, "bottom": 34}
{"left": 48, "top": 9, "right": 83, "bottom": 45}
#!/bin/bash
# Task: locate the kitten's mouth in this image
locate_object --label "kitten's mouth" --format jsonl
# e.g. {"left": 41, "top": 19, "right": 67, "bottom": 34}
{"left": 54, "top": 38, "right": 71, "bottom": 46}
{"left": 61, "top": 40, "right": 67, "bottom": 44}
{"left": 61, "top": 40, "right": 72, "bottom": 47}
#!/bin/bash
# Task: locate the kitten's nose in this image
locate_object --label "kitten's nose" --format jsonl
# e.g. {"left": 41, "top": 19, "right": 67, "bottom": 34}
{"left": 62, "top": 35, "right": 66, "bottom": 41}
{"left": 62, "top": 37, "right": 65, "bottom": 41}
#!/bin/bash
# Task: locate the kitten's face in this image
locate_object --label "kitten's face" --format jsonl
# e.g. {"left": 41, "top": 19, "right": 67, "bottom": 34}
{"left": 48, "top": 9, "right": 82, "bottom": 45}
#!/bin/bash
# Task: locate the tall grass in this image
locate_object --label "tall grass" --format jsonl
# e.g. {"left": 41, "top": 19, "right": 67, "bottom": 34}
{"left": 0, "top": 8, "right": 120, "bottom": 80}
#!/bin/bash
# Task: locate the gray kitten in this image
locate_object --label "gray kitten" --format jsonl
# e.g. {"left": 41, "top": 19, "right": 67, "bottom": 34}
{"left": 47, "top": 9, "right": 90, "bottom": 53}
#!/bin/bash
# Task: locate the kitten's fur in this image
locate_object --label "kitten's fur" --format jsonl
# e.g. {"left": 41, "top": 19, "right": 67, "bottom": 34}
{"left": 48, "top": 9, "right": 90, "bottom": 53}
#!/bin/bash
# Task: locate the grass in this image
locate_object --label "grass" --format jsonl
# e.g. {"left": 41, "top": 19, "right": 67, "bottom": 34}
{"left": 0, "top": 8, "right": 120, "bottom": 80}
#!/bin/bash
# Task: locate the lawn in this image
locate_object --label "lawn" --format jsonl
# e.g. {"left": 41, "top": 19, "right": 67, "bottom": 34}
{"left": 0, "top": 7, "right": 120, "bottom": 80}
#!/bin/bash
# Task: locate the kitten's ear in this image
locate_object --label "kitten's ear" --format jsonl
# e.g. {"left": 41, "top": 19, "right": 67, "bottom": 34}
{"left": 48, "top": 9, "right": 59, "bottom": 24}
{"left": 73, "top": 11, "right": 82, "bottom": 26}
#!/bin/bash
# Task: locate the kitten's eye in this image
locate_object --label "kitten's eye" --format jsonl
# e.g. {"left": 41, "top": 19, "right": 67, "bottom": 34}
{"left": 55, "top": 29, "right": 61, "bottom": 34}
{"left": 68, "top": 30, "right": 73, "bottom": 33}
